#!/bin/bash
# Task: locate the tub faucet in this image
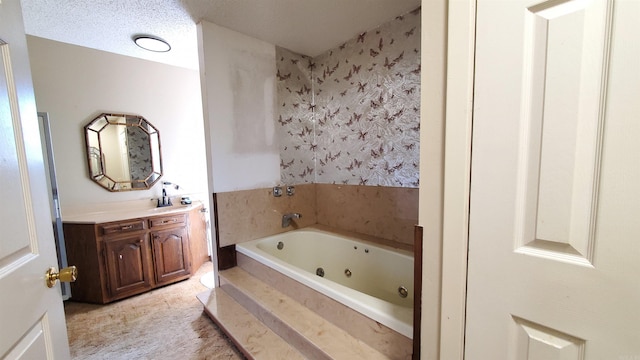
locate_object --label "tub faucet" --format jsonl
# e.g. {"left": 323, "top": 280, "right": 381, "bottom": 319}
{"left": 282, "top": 213, "right": 302, "bottom": 228}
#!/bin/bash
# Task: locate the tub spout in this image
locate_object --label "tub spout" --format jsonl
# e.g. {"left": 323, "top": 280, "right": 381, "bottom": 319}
{"left": 282, "top": 213, "right": 302, "bottom": 228}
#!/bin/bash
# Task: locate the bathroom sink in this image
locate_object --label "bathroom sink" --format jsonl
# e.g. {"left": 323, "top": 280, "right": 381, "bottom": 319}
{"left": 150, "top": 203, "right": 190, "bottom": 212}
{"left": 63, "top": 201, "right": 198, "bottom": 224}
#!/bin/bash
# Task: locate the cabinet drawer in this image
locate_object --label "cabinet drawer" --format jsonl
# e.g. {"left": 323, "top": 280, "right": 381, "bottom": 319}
{"left": 99, "top": 220, "right": 146, "bottom": 236}
{"left": 149, "top": 214, "right": 186, "bottom": 228}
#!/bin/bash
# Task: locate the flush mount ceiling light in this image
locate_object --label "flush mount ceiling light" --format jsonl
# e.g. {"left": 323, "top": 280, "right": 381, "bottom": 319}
{"left": 133, "top": 35, "right": 171, "bottom": 52}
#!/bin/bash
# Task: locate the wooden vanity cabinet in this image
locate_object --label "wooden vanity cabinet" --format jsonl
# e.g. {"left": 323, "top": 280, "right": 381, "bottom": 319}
{"left": 149, "top": 214, "right": 191, "bottom": 286}
{"left": 64, "top": 206, "right": 206, "bottom": 304}
{"left": 103, "top": 232, "right": 152, "bottom": 299}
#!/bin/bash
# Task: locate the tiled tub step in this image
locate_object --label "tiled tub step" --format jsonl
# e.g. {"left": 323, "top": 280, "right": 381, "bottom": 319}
{"left": 197, "top": 289, "right": 305, "bottom": 359}
{"left": 214, "top": 267, "right": 391, "bottom": 360}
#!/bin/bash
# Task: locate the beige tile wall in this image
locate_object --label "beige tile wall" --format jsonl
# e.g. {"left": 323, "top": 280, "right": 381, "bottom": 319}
{"left": 215, "top": 183, "right": 418, "bottom": 249}
{"left": 316, "top": 184, "right": 418, "bottom": 247}
{"left": 215, "top": 184, "right": 317, "bottom": 247}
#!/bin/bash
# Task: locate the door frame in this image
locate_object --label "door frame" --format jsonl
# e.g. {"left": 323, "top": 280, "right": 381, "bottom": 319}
{"left": 434, "top": 0, "right": 476, "bottom": 358}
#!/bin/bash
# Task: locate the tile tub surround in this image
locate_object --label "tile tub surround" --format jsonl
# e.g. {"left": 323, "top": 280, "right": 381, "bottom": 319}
{"left": 215, "top": 184, "right": 317, "bottom": 247}
{"left": 237, "top": 252, "right": 413, "bottom": 359}
{"left": 214, "top": 183, "right": 417, "bottom": 249}
{"left": 316, "top": 183, "right": 418, "bottom": 248}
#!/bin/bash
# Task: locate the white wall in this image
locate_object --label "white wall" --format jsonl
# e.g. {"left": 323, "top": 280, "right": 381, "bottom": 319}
{"left": 26, "top": 36, "right": 209, "bottom": 216}
{"left": 197, "top": 21, "right": 280, "bottom": 193}
{"left": 419, "top": 0, "right": 447, "bottom": 358}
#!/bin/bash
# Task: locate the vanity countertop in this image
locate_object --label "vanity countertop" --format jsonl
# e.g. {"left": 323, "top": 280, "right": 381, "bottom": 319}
{"left": 62, "top": 200, "right": 203, "bottom": 224}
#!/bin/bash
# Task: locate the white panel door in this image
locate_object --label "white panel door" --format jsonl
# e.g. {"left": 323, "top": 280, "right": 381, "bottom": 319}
{"left": 0, "top": 0, "right": 71, "bottom": 359}
{"left": 466, "top": 0, "right": 640, "bottom": 358}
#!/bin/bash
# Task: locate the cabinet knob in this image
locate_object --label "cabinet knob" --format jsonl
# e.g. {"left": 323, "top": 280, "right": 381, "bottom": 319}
{"left": 119, "top": 254, "right": 123, "bottom": 260}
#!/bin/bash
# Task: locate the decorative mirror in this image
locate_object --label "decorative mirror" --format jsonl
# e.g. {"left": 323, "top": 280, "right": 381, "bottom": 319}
{"left": 84, "top": 113, "right": 162, "bottom": 191}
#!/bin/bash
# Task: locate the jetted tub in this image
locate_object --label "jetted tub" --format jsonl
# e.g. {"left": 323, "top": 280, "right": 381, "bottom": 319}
{"left": 235, "top": 227, "right": 414, "bottom": 338}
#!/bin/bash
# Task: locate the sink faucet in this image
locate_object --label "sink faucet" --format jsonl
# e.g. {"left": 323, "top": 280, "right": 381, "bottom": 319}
{"left": 282, "top": 213, "right": 302, "bottom": 228}
{"left": 157, "top": 186, "right": 173, "bottom": 208}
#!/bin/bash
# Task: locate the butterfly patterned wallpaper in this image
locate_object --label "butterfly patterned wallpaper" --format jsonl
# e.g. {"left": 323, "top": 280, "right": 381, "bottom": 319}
{"left": 277, "top": 7, "right": 421, "bottom": 188}
{"left": 126, "top": 126, "right": 152, "bottom": 188}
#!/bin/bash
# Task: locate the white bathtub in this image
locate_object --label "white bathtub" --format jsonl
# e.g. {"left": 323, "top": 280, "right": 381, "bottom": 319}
{"left": 235, "top": 227, "right": 414, "bottom": 338}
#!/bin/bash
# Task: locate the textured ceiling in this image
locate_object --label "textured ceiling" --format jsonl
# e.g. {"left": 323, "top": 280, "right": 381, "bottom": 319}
{"left": 21, "top": 0, "right": 421, "bottom": 70}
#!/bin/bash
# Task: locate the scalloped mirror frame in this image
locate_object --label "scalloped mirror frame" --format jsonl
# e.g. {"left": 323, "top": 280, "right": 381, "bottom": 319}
{"left": 84, "top": 113, "right": 163, "bottom": 191}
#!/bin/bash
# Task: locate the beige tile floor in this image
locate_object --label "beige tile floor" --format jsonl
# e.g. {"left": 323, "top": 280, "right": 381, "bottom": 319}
{"left": 64, "top": 262, "right": 245, "bottom": 360}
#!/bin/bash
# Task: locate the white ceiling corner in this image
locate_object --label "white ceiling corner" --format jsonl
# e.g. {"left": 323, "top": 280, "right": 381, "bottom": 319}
{"left": 20, "top": 0, "right": 421, "bottom": 70}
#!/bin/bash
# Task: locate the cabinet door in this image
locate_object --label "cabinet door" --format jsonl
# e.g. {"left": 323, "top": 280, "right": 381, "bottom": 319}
{"left": 151, "top": 226, "right": 191, "bottom": 285}
{"left": 104, "top": 234, "right": 151, "bottom": 299}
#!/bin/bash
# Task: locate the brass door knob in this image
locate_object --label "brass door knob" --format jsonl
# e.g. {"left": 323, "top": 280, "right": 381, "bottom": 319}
{"left": 46, "top": 266, "right": 78, "bottom": 288}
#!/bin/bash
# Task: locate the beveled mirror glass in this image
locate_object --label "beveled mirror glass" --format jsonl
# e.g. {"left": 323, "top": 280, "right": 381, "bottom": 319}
{"left": 84, "top": 113, "right": 162, "bottom": 191}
